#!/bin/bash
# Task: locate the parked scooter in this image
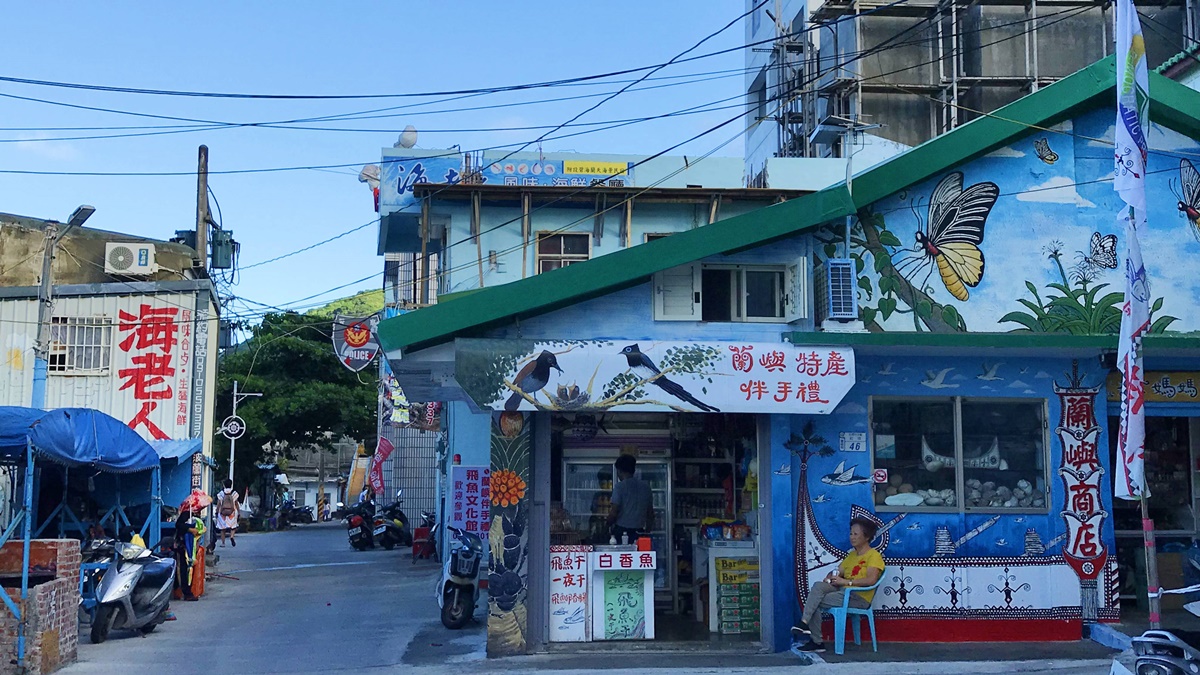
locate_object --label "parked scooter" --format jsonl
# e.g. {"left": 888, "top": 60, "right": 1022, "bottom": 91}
{"left": 375, "top": 490, "right": 412, "bottom": 550}
{"left": 344, "top": 501, "right": 375, "bottom": 551}
{"left": 437, "top": 526, "right": 484, "bottom": 629}
{"left": 1133, "top": 629, "right": 1200, "bottom": 674}
{"left": 90, "top": 540, "right": 176, "bottom": 643}
{"left": 291, "top": 504, "right": 315, "bottom": 524}
{"left": 413, "top": 510, "right": 438, "bottom": 564}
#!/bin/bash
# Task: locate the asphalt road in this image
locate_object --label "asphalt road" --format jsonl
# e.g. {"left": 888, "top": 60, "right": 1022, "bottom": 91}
{"left": 60, "top": 523, "right": 1119, "bottom": 674}
{"left": 63, "top": 522, "right": 480, "bottom": 674}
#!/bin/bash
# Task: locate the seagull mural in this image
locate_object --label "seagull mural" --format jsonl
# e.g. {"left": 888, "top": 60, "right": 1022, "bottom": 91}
{"left": 773, "top": 463, "right": 792, "bottom": 476}
{"left": 977, "top": 362, "right": 1004, "bottom": 381}
{"left": 878, "top": 362, "right": 898, "bottom": 376}
{"left": 921, "top": 368, "right": 959, "bottom": 389}
{"left": 812, "top": 493, "right": 831, "bottom": 503}
{"left": 820, "top": 461, "right": 870, "bottom": 486}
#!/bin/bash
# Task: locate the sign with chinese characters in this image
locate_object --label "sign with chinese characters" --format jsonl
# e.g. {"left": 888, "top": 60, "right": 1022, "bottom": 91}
{"left": 379, "top": 155, "right": 464, "bottom": 212}
{"left": 589, "top": 551, "right": 657, "bottom": 571}
{"left": 1054, "top": 364, "right": 1107, "bottom": 621}
{"left": 368, "top": 436, "right": 395, "bottom": 496}
{"left": 549, "top": 545, "right": 592, "bottom": 642}
{"left": 448, "top": 466, "right": 491, "bottom": 535}
{"left": 480, "top": 155, "right": 635, "bottom": 188}
{"left": 1107, "top": 371, "right": 1200, "bottom": 403}
{"left": 189, "top": 307, "right": 208, "bottom": 440}
{"left": 840, "top": 432, "right": 867, "bottom": 452}
{"left": 456, "top": 339, "right": 856, "bottom": 414}
{"left": 117, "top": 301, "right": 193, "bottom": 441}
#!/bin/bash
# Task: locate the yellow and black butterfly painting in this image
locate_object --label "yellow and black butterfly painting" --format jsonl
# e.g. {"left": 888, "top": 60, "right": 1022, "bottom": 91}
{"left": 1034, "top": 138, "right": 1059, "bottom": 165}
{"left": 894, "top": 172, "right": 999, "bottom": 302}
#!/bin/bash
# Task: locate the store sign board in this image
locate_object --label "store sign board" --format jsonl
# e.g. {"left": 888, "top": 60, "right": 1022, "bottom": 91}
{"left": 456, "top": 339, "right": 855, "bottom": 414}
{"left": 549, "top": 545, "right": 591, "bottom": 642}
{"left": 589, "top": 551, "right": 656, "bottom": 571}
{"left": 480, "top": 155, "right": 634, "bottom": 188}
{"left": 1106, "top": 371, "right": 1200, "bottom": 403}
{"left": 379, "top": 156, "right": 463, "bottom": 212}
{"left": 448, "top": 466, "right": 491, "bottom": 535}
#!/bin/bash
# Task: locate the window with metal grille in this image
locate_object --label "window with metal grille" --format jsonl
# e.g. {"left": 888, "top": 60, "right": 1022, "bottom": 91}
{"left": 536, "top": 232, "right": 590, "bottom": 273}
{"left": 49, "top": 316, "right": 112, "bottom": 374}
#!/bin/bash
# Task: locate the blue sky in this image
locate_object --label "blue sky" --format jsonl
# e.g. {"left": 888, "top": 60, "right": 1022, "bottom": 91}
{"left": 0, "top": 3, "right": 744, "bottom": 322}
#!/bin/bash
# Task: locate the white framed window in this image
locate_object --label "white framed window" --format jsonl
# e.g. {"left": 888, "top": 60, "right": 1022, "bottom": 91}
{"left": 653, "top": 259, "right": 807, "bottom": 323}
{"left": 536, "top": 232, "right": 590, "bottom": 274}
{"left": 48, "top": 316, "right": 113, "bottom": 375}
{"left": 869, "top": 397, "right": 1050, "bottom": 514}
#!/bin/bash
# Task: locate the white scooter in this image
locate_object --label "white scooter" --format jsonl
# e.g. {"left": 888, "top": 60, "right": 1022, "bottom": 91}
{"left": 436, "top": 526, "right": 484, "bottom": 629}
{"left": 90, "top": 541, "right": 176, "bottom": 643}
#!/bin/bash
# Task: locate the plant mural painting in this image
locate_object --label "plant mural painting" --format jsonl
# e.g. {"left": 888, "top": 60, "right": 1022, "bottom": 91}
{"left": 816, "top": 113, "right": 1198, "bottom": 335}
{"left": 488, "top": 410, "right": 531, "bottom": 656}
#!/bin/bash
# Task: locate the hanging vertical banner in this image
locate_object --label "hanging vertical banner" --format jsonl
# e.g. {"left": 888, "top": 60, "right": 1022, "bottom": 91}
{"left": 332, "top": 314, "right": 381, "bottom": 373}
{"left": 448, "top": 465, "right": 490, "bottom": 534}
{"left": 368, "top": 436, "right": 394, "bottom": 495}
{"left": 1113, "top": 0, "right": 1152, "bottom": 500}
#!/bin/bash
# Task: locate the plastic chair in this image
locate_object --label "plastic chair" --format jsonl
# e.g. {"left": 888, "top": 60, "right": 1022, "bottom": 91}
{"left": 828, "top": 574, "right": 884, "bottom": 655}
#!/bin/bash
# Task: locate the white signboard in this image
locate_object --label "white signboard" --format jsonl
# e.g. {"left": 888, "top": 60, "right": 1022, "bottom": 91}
{"left": 457, "top": 340, "right": 856, "bottom": 414}
{"left": 549, "top": 545, "right": 591, "bottom": 642}
{"left": 840, "top": 432, "right": 867, "bottom": 452}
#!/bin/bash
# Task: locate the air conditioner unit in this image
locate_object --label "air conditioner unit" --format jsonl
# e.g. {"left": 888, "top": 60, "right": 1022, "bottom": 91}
{"left": 104, "top": 242, "right": 158, "bottom": 275}
{"left": 815, "top": 258, "right": 858, "bottom": 323}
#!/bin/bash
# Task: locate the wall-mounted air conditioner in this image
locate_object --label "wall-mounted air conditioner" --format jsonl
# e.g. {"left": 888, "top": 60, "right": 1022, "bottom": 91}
{"left": 104, "top": 242, "right": 158, "bottom": 275}
{"left": 816, "top": 258, "right": 857, "bottom": 323}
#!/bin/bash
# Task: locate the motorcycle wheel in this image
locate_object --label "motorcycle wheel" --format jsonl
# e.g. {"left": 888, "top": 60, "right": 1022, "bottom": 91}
{"left": 383, "top": 537, "right": 396, "bottom": 551}
{"left": 352, "top": 537, "right": 370, "bottom": 552}
{"left": 91, "top": 604, "right": 116, "bottom": 644}
{"left": 441, "top": 589, "right": 472, "bottom": 629}
{"left": 141, "top": 623, "right": 157, "bottom": 634}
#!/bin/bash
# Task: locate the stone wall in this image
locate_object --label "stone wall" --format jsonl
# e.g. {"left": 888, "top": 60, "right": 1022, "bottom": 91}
{"left": 0, "top": 540, "right": 81, "bottom": 674}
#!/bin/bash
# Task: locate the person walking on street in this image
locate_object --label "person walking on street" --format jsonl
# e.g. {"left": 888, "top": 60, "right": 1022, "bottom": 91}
{"left": 215, "top": 479, "right": 240, "bottom": 547}
{"left": 793, "top": 517, "right": 885, "bottom": 653}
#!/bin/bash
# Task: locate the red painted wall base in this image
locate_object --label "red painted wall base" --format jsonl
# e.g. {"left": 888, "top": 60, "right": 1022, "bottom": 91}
{"left": 819, "top": 618, "right": 1083, "bottom": 643}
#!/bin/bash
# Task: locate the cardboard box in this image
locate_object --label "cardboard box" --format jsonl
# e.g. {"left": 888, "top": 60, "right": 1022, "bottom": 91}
{"left": 1158, "top": 552, "right": 1186, "bottom": 610}
{"left": 717, "top": 594, "right": 760, "bottom": 609}
{"left": 716, "top": 557, "right": 760, "bottom": 572}
{"left": 719, "top": 607, "right": 761, "bottom": 621}
{"left": 717, "top": 570, "right": 761, "bottom": 584}
{"left": 718, "top": 583, "right": 760, "bottom": 596}
{"left": 720, "top": 620, "right": 761, "bottom": 635}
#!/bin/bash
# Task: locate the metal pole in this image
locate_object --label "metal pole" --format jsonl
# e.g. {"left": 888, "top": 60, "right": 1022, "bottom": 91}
{"left": 17, "top": 440, "right": 34, "bottom": 669}
{"left": 1141, "top": 496, "right": 1162, "bottom": 629}
{"left": 228, "top": 380, "right": 239, "bottom": 483}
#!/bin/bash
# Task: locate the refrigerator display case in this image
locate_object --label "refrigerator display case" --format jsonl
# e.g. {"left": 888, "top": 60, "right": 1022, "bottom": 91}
{"left": 562, "top": 459, "right": 672, "bottom": 596}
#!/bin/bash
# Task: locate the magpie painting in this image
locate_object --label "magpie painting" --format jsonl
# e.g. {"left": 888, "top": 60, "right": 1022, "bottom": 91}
{"left": 619, "top": 344, "right": 719, "bottom": 412}
{"left": 505, "top": 350, "right": 562, "bottom": 410}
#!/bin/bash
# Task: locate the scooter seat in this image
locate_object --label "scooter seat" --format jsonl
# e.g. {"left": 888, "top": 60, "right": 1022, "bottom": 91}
{"left": 139, "top": 558, "right": 176, "bottom": 586}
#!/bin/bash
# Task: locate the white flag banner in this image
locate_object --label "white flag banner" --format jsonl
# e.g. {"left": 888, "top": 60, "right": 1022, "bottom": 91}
{"left": 1114, "top": 0, "right": 1152, "bottom": 501}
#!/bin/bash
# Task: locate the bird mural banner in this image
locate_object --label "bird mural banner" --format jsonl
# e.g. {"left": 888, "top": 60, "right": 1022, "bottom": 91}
{"left": 1114, "top": 0, "right": 1151, "bottom": 501}
{"left": 332, "top": 314, "right": 381, "bottom": 373}
{"left": 455, "top": 339, "right": 856, "bottom": 414}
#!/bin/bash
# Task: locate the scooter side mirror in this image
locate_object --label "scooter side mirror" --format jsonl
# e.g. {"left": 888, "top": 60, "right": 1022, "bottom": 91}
{"left": 396, "top": 489, "right": 404, "bottom": 499}
{"left": 336, "top": 502, "right": 344, "bottom": 508}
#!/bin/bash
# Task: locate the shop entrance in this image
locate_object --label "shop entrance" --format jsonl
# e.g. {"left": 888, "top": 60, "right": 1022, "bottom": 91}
{"left": 548, "top": 412, "right": 762, "bottom": 644}
{"left": 1109, "top": 415, "right": 1200, "bottom": 609}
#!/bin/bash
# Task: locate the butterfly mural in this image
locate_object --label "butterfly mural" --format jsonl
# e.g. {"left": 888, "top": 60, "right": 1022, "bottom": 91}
{"left": 894, "top": 172, "right": 1000, "bottom": 302}
{"left": 1034, "top": 138, "right": 1059, "bottom": 165}
{"left": 1174, "top": 158, "right": 1200, "bottom": 239}
{"left": 1077, "top": 232, "right": 1118, "bottom": 270}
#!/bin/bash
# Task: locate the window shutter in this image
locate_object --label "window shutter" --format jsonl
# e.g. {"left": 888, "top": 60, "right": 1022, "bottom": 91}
{"left": 784, "top": 256, "right": 809, "bottom": 323}
{"left": 654, "top": 263, "right": 701, "bottom": 321}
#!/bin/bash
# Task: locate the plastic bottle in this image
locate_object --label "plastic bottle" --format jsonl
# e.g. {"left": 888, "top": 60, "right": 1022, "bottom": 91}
{"left": 621, "top": 532, "right": 629, "bottom": 545}
{"left": 609, "top": 535, "right": 617, "bottom": 545}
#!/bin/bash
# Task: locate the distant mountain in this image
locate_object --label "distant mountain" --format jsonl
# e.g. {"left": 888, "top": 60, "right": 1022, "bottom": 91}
{"left": 306, "top": 289, "right": 384, "bottom": 319}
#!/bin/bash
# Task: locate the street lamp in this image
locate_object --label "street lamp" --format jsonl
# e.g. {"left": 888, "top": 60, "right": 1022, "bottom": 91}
{"left": 30, "top": 205, "right": 96, "bottom": 409}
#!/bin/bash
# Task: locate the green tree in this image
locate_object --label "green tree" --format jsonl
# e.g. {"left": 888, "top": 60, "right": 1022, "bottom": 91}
{"left": 215, "top": 311, "right": 377, "bottom": 488}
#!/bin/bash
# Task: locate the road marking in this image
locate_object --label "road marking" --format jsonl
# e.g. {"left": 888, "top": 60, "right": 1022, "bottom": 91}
{"left": 227, "top": 560, "right": 376, "bottom": 574}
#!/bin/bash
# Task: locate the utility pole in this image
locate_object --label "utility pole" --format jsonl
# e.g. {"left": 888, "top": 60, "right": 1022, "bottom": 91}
{"left": 30, "top": 205, "right": 95, "bottom": 409}
{"left": 318, "top": 445, "right": 326, "bottom": 520}
{"left": 195, "top": 145, "right": 209, "bottom": 270}
{"left": 225, "top": 380, "right": 262, "bottom": 483}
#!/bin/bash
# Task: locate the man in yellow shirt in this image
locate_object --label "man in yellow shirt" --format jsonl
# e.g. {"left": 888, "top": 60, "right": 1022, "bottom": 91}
{"left": 793, "top": 517, "right": 885, "bottom": 653}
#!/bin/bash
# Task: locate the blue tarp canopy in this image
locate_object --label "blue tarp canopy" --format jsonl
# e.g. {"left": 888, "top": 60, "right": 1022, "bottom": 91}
{"left": 150, "top": 438, "right": 203, "bottom": 463}
{"left": 0, "top": 407, "right": 159, "bottom": 473}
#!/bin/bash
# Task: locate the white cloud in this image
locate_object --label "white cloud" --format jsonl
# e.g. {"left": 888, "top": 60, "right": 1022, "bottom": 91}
{"left": 1015, "top": 176, "right": 1097, "bottom": 207}
{"left": 834, "top": 402, "right": 867, "bottom": 415}
{"left": 1087, "top": 124, "right": 1115, "bottom": 148}
{"left": 1008, "top": 380, "right": 1030, "bottom": 389}
{"left": 987, "top": 146, "right": 1026, "bottom": 158}
{"left": 1035, "top": 370, "right": 1052, "bottom": 379}
{"left": 12, "top": 132, "right": 80, "bottom": 161}
{"left": 1023, "top": 389, "right": 1037, "bottom": 394}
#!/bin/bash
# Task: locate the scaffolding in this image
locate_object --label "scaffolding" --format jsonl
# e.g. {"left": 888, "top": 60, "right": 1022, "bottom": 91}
{"left": 766, "top": 0, "right": 1194, "bottom": 158}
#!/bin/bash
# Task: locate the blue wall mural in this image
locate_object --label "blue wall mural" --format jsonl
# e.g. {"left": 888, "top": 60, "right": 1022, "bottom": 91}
{"left": 817, "top": 108, "right": 1200, "bottom": 334}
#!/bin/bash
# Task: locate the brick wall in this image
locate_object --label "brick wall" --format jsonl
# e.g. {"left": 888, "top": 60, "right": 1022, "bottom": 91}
{"left": 0, "top": 540, "right": 81, "bottom": 675}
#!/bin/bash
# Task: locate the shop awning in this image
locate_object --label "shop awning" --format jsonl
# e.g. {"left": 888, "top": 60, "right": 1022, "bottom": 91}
{"left": 150, "top": 438, "right": 203, "bottom": 463}
{"left": 0, "top": 407, "right": 160, "bottom": 473}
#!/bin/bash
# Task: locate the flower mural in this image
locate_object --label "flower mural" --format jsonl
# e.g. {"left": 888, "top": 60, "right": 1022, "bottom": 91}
{"left": 488, "top": 411, "right": 531, "bottom": 656}
{"left": 490, "top": 469, "right": 527, "bottom": 508}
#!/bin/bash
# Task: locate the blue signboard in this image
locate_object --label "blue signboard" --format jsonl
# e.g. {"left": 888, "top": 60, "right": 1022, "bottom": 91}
{"left": 479, "top": 155, "right": 635, "bottom": 188}
{"left": 379, "top": 156, "right": 464, "bottom": 213}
